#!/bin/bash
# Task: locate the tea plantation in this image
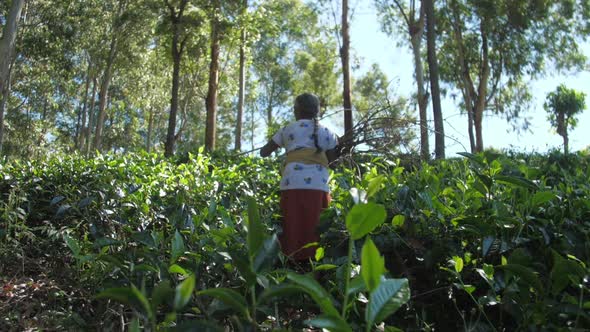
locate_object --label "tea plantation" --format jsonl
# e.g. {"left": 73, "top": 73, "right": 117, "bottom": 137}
{"left": 0, "top": 151, "right": 589, "bottom": 331}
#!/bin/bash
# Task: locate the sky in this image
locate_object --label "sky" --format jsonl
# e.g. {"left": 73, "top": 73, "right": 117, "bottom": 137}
{"left": 347, "top": 1, "right": 590, "bottom": 157}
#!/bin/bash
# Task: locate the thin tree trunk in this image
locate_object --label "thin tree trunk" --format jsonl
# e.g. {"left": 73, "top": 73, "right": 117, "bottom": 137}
{"left": 425, "top": 0, "right": 445, "bottom": 159}
{"left": 266, "top": 80, "right": 275, "bottom": 134}
{"left": 146, "top": 107, "right": 154, "bottom": 152}
{"left": 409, "top": 9, "right": 428, "bottom": 161}
{"left": 450, "top": 0, "right": 476, "bottom": 153}
{"left": 93, "top": 34, "right": 118, "bottom": 152}
{"left": 85, "top": 77, "right": 98, "bottom": 156}
{"left": 473, "top": 20, "right": 490, "bottom": 153}
{"left": 77, "top": 60, "right": 92, "bottom": 150}
{"left": 0, "top": 0, "right": 25, "bottom": 154}
{"left": 393, "top": 0, "right": 428, "bottom": 160}
{"left": 205, "top": 0, "right": 221, "bottom": 151}
{"left": 0, "top": 71, "right": 10, "bottom": 154}
{"left": 251, "top": 105, "right": 255, "bottom": 153}
{"left": 341, "top": 0, "right": 353, "bottom": 137}
{"left": 558, "top": 113, "right": 568, "bottom": 154}
{"left": 164, "top": 0, "right": 188, "bottom": 157}
{"left": 165, "top": 47, "right": 182, "bottom": 156}
{"left": 234, "top": 0, "right": 247, "bottom": 151}
{"left": 563, "top": 128, "right": 569, "bottom": 154}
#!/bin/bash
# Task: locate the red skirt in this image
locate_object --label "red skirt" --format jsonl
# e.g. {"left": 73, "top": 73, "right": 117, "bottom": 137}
{"left": 279, "top": 189, "right": 331, "bottom": 261}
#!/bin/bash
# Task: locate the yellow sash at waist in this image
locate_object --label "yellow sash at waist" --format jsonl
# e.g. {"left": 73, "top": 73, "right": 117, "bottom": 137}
{"left": 282, "top": 148, "right": 329, "bottom": 173}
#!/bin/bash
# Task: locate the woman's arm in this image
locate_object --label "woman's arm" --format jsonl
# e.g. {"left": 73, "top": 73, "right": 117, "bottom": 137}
{"left": 260, "top": 140, "right": 280, "bottom": 157}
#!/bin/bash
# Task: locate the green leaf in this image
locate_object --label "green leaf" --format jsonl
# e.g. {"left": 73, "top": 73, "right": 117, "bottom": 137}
{"left": 482, "top": 236, "right": 495, "bottom": 256}
{"left": 129, "top": 318, "right": 140, "bottom": 332}
{"left": 230, "top": 251, "right": 256, "bottom": 288}
{"left": 168, "top": 264, "right": 189, "bottom": 276}
{"left": 452, "top": 256, "right": 464, "bottom": 273}
{"left": 366, "top": 278, "right": 410, "bottom": 328}
{"left": 367, "top": 175, "right": 386, "bottom": 198}
{"left": 361, "top": 237, "right": 385, "bottom": 293}
{"left": 287, "top": 272, "right": 339, "bottom": 316}
{"left": 198, "top": 288, "right": 250, "bottom": 319}
{"left": 134, "top": 263, "right": 159, "bottom": 273}
{"left": 252, "top": 234, "right": 279, "bottom": 273}
{"left": 92, "top": 237, "right": 120, "bottom": 249}
{"left": 457, "top": 152, "right": 484, "bottom": 165}
{"left": 483, "top": 264, "right": 494, "bottom": 278}
{"left": 315, "top": 247, "right": 325, "bottom": 261}
{"left": 78, "top": 197, "right": 94, "bottom": 209}
{"left": 174, "top": 274, "right": 196, "bottom": 310}
{"left": 64, "top": 235, "right": 81, "bottom": 256}
{"left": 305, "top": 314, "right": 352, "bottom": 332}
{"left": 314, "top": 264, "right": 338, "bottom": 271}
{"left": 132, "top": 231, "right": 157, "bottom": 248}
{"left": 551, "top": 251, "right": 586, "bottom": 295}
{"left": 476, "top": 173, "right": 493, "bottom": 191}
{"left": 171, "top": 230, "right": 186, "bottom": 263}
{"left": 96, "top": 285, "right": 152, "bottom": 319}
{"left": 246, "top": 196, "right": 266, "bottom": 259}
{"left": 496, "top": 264, "right": 543, "bottom": 293}
{"left": 495, "top": 175, "right": 537, "bottom": 190}
{"left": 56, "top": 204, "right": 71, "bottom": 218}
{"left": 345, "top": 202, "right": 387, "bottom": 240}
{"left": 532, "top": 191, "right": 556, "bottom": 207}
{"left": 258, "top": 284, "right": 305, "bottom": 304}
{"left": 391, "top": 215, "right": 405, "bottom": 228}
{"left": 50, "top": 195, "right": 65, "bottom": 206}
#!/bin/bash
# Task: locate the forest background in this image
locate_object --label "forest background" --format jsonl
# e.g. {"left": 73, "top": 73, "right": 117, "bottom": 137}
{"left": 1, "top": 0, "right": 589, "bottom": 160}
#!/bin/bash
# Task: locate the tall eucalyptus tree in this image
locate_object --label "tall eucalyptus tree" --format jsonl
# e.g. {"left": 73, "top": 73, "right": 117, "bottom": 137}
{"left": 0, "top": 0, "right": 25, "bottom": 154}
{"left": 376, "top": 0, "right": 429, "bottom": 160}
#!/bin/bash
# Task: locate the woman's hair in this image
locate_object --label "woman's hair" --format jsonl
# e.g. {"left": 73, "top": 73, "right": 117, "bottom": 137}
{"left": 295, "top": 93, "right": 322, "bottom": 153}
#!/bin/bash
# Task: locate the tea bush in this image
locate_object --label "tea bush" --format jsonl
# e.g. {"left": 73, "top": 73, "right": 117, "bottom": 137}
{"left": 0, "top": 150, "right": 588, "bottom": 331}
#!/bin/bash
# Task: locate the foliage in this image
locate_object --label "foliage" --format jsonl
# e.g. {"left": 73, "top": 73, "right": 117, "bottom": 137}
{"left": 435, "top": 0, "right": 589, "bottom": 151}
{"left": 1, "top": 151, "right": 589, "bottom": 330}
{"left": 544, "top": 84, "right": 586, "bottom": 154}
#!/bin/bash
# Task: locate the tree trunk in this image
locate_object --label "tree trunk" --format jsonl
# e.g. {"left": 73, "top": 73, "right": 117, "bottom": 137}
{"left": 557, "top": 112, "right": 567, "bottom": 154}
{"left": 449, "top": 0, "right": 480, "bottom": 153}
{"left": 205, "top": 0, "right": 221, "bottom": 152}
{"left": 425, "top": 0, "right": 445, "bottom": 159}
{"left": 250, "top": 104, "right": 255, "bottom": 153}
{"left": 266, "top": 80, "right": 275, "bottom": 135}
{"left": 85, "top": 77, "right": 98, "bottom": 156}
{"left": 408, "top": 6, "right": 428, "bottom": 161}
{"left": 341, "top": 0, "right": 353, "bottom": 137}
{"left": 77, "top": 60, "right": 92, "bottom": 150}
{"left": 163, "top": 0, "right": 188, "bottom": 157}
{"left": 0, "top": 0, "right": 25, "bottom": 154}
{"left": 234, "top": 0, "right": 247, "bottom": 151}
{"left": 563, "top": 127, "right": 569, "bottom": 155}
{"left": 93, "top": 34, "right": 118, "bottom": 152}
{"left": 146, "top": 107, "right": 154, "bottom": 152}
{"left": 0, "top": 68, "right": 11, "bottom": 155}
{"left": 165, "top": 45, "right": 182, "bottom": 157}
{"left": 473, "top": 20, "right": 490, "bottom": 153}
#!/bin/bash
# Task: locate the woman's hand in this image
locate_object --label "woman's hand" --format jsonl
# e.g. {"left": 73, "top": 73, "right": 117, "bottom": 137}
{"left": 260, "top": 140, "right": 280, "bottom": 157}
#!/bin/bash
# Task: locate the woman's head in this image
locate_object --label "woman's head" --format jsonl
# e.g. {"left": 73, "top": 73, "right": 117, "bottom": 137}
{"left": 294, "top": 93, "right": 320, "bottom": 120}
{"left": 294, "top": 93, "right": 323, "bottom": 152}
